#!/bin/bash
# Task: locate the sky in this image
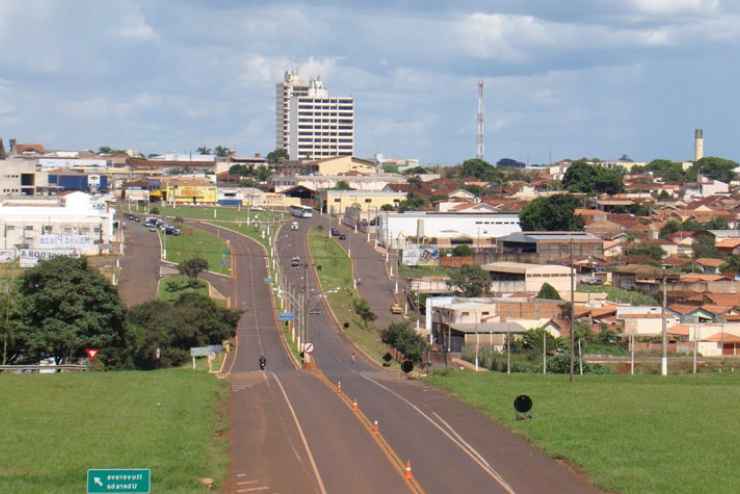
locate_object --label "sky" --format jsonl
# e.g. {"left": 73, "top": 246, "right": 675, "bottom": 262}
{"left": 0, "top": 0, "right": 739, "bottom": 164}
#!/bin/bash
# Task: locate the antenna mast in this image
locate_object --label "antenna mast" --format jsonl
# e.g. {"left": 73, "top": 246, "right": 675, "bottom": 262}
{"left": 476, "top": 80, "right": 485, "bottom": 160}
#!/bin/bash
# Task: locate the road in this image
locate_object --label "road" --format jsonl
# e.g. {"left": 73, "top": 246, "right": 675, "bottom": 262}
{"left": 196, "top": 222, "right": 409, "bottom": 494}
{"left": 277, "top": 213, "right": 602, "bottom": 494}
{"left": 117, "top": 219, "right": 160, "bottom": 307}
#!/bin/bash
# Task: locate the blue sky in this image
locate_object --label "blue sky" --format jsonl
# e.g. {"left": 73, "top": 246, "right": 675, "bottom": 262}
{"left": 0, "top": 0, "right": 738, "bottom": 164}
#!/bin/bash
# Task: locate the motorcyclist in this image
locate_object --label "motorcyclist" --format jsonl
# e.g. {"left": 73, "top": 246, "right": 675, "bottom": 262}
{"left": 258, "top": 355, "right": 266, "bottom": 370}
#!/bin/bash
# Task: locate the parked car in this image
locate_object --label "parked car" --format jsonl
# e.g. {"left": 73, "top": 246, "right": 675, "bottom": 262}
{"left": 330, "top": 227, "right": 339, "bottom": 236}
{"left": 147, "top": 225, "right": 158, "bottom": 232}
{"left": 338, "top": 233, "right": 346, "bottom": 240}
{"left": 164, "top": 226, "right": 181, "bottom": 236}
{"left": 291, "top": 256, "right": 301, "bottom": 267}
{"left": 290, "top": 221, "right": 299, "bottom": 231}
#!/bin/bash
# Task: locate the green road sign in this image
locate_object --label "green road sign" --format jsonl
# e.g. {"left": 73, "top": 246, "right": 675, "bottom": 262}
{"left": 87, "top": 468, "right": 151, "bottom": 493}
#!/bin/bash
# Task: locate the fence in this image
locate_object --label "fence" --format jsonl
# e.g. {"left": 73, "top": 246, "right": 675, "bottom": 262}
{"left": 0, "top": 364, "right": 87, "bottom": 373}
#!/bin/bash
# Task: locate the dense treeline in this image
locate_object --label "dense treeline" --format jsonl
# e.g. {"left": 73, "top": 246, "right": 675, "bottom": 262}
{"left": 0, "top": 256, "right": 240, "bottom": 369}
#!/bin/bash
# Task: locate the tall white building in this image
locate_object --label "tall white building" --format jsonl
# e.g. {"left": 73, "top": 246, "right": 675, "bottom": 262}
{"left": 287, "top": 77, "right": 355, "bottom": 161}
{"left": 275, "top": 70, "right": 309, "bottom": 153}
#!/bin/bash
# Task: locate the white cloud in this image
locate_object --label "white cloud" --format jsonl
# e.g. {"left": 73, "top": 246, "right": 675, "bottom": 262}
{"left": 240, "top": 54, "right": 338, "bottom": 84}
{"left": 115, "top": 10, "right": 158, "bottom": 41}
{"left": 59, "top": 93, "right": 162, "bottom": 119}
{"left": 628, "top": 0, "right": 720, "bottom": 15}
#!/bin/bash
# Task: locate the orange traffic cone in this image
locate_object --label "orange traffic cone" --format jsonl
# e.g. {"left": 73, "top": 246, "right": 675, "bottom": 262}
{"left": 372, "top": 420, "right": 379, "bottom": 434}
{"left": 337, "top": 380, "right": 342, "bottom": 393}
{"left": 352, "top": 398, "right": 358, "bottom": 411}
{"left": 404, "top": 460, "right": 413, "bottom": 480}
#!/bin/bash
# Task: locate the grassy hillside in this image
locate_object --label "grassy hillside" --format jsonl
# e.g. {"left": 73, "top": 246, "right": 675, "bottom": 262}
{"left": 0, "top": 369, "right": 228, "bottom": 493}
{"left": 427, "top": 370, "right": 740, "bottom": 494}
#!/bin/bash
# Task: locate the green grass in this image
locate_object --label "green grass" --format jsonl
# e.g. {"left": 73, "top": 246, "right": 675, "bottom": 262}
{"left": 427, "top": 370, "right": 740, "bottom": 494}
{"left": 212, "top": 221, "right": 271, "bottom": 252}
{"left": 157, "top": 205, "right": 281, "bottom": 224}
{"left": 308, "top": 228, "right": 388, "bottom": 362}
{"left": 158, "top": 275, "right": 209, "bottom": 302}
{"left": 578, "top": 284, "right": 658, "bottom": 305}
{"left": 161, "top": 227, "right": 230, "bottom": 275}
{"left": 0, "top": 369, "right": 228, "bottom": 494}
{"left": 399, "top": 264, "right": 451, "bottom": 279}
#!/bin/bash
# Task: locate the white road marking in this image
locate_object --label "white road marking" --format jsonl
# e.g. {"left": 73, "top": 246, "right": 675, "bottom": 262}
{"left": 360, "top": 373, "right": 516, "bottom": 494}
{"left": 271, "top": 372, "right": 328, "bottom": 494}
{"left": 236, "top": 480, "right": 258, "bottom": 485}
{"left": 235, "top": 473, "right": 247, "bottom": 478}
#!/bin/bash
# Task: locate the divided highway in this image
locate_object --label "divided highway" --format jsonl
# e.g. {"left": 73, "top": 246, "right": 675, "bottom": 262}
{"left": 196, "top": 223, "right": 409, "bottom": 494}
{"left": 277, "top": 215, "right": 602, "bottom": 494}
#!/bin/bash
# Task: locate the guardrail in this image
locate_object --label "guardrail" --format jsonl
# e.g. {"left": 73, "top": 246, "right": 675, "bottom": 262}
{"left": 0, "top": 364, "right": 88, "bottom": 373}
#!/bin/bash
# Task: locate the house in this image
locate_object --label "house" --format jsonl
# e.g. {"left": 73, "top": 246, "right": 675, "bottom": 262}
{"left": 436, "top": 201, "right": 500, "bottom": 213}
{"left": 481, "top": 262, "right": 573, "bottom": 297}
{"left": 584, "top": 220, "right": 625, "bottom": 238}
{"left": 313, "top": 156, "right": 378, "bottom": 176}
{"left": 322, "top": 189, "right": 406, "bottom": 216}
{"left": 495, "top": 231, "right": 603, "bottom": 263}
{"left": 618, "top": 306, "right": 680, "bottom": 336}
{"left": 161, "top": 178, "right": 217, "bottom": 205}
{"left": 695, "top": 258, "right": 724, "bottom": 274}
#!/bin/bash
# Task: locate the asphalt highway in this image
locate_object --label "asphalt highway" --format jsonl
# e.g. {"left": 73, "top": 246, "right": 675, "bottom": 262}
{"left": 276, "top": 214, "right": 602, "bottom": 494}
{"left": 197, "top": 222, "right": 409, "bottom": 494}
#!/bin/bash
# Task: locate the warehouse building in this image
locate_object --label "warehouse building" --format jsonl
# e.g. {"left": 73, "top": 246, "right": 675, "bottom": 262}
{"left": 378, "top": 211, "right": 521, "bottom": 250}
{"left": 496, "top": 231, "right": 603, "bottom": 263}
{"left": 322, "top": 190, "right": 406, "bottom": 216}
{"left": 482, "top": 262, "right": 573, "bottom": 297}
{"left": 0, "top": 192, "right": 115, "bottom": 257}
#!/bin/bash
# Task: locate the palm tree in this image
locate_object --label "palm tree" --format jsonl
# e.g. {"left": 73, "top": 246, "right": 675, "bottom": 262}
{"left": 214, "top": 145, "right": 232, "bottom": 157}
{"left": 197, "top": 146, "right": 212, "bottom": 155}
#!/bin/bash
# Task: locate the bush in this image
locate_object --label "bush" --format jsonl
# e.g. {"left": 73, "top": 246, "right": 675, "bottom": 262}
{"left": 451, "top": 245, "right": 473, "bottom": 257}
{"left": 149, "top": 206, "right": 160, "bottom": 215}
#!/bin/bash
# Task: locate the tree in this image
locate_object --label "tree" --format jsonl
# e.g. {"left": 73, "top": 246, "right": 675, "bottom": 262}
{"left": 562, "top": 161, "right": 623, "bottom": 195}
{"left": 98, "top": 146, "right": 112, "bottom": 154}
{"left": 645, "top": 159, "right": 686, "bottom": 182}
{"left": 352, "top": 298, "right": 376, "bottom": 328}
{"left": 214, "top": 145, "right": 232, "bottom": 157}
{"left": 15, "top": 257, "right": 130, "bottom": 367}
{"left": 460, "top": 158, "right": 501, "bottom": 181}
{"left": 398, "top": 192, "right": 426, "bottom": 212}
{"left": 334, "top": 180, "right": 352, "bottom": 190}
{"left": 402, "top": 166, "right": 428, "bottom": 175}
{"left": 659, "top": 219, "right": 682, "bottom": 239}
{"left": 446, "top": 265, "right": 490, "bottom": 297}
{"left": 625, "top": 243, "right": 665, "bottom": 261}
{"left": 688, "top": 156, "right": 738, "bottom": 183}
{"left": 229, "top": 164, "right": 252, "bottom": 176}
{"left": 519, "top": 194, "right": 584, "bottom": 231}
{"left": 197, "top": 146, "right": 212, "bottom": 155}
{"left": 382, "top": 164, "right": 400, "bottom": 174}
{"left": 536, "top": 282, "right": 561, "bottom": 300}
{"left": 693, "top": 232, "right": 719, "bottom": 259}
{"left": 451, "top": 245, "right": 473, "bottom": 257}
{"left": 720, "top": 255, "right": 740, "bottom": 275}
{"left": 380, "top": 204, "right": 396, "bottom": 212}
{"left": 704, "top": 217, "right": 729, "bottom": 230}
{"left": 267, "top": 148, "right": 289, "bottom": 164}
{"left": 255, "top": 166, "right": 271, "bottom": 182}
{"left": 381, "top": 321, "right": 429, "bottom": 363}
{"left": 657, "top": 190, "right": 672, "bottom": 201}
{"left": 129, "top": 293, "right": 240, "bottom": 369}
{"left": 178, "top": 257, "right": 209, "bottom": 287}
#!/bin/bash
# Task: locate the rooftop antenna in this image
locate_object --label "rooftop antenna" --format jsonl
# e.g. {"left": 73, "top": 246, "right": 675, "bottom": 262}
{"left": 476, "top": 80, "right": 485, "bottom": 160}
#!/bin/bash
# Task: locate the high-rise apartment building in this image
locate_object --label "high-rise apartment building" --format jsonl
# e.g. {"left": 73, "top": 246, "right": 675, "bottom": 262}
{"left": 275, "top": 70, "right": 309, "bottom": 153}
{"left": 287, "top": 77, "right": 354, "bottom": 160}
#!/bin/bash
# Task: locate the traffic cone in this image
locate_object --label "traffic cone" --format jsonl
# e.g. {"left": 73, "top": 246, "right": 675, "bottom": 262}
{"left": 372, "top": 420, "right": 379, "bottom": 434}
{"left": 337, "top": 380, "right": 342, "bottom": 393}
{"left": 404, "top": 460, "right": 413, "bottom": 480}
{"left": 352, "top": 398, "right": 358, "bottom": 411}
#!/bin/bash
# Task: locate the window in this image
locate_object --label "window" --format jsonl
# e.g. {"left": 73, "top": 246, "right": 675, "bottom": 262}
{"left": 334, "top": 198, "right": 341, "bottom": 203}
{"left": 364, "top": 198, "right": 372, "bottom": 203}
{"left": 42, "top": 225, "right": 53, "bottom": 234}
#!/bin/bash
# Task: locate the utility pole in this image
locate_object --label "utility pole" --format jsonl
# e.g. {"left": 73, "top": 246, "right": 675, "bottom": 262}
{"left": 569, "top": 238, "right": 576, "bottom": 382}
{"left": 661, "top": 273, "right": 668, "bottom": 377}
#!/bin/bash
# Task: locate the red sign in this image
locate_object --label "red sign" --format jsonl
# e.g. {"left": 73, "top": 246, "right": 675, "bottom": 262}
{"left": 85, "top": 348, "right": 99, "bottom": 360}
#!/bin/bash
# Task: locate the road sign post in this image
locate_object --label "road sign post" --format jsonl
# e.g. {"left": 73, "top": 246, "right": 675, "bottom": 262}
{"left": 87, "top": 468, "right": 151, "bottom": 493}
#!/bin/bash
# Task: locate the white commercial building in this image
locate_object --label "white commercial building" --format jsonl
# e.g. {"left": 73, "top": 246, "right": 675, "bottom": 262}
{"left": 482, "top": 262, "right": 573, "bottom": 297}
{"left": 288, "top": 77, "right": 354, "bottom": 160}
{"left": 0, "top": 192, "right": 115, "bottom": 257}
{"left": 38, "top": 158, "right": 109, "bottom": 170}
{"left": 276, "top": 70, "right": 310, "bottom": 152}
{"left": 378, "top": 211, "right": 521, "bottom": 250}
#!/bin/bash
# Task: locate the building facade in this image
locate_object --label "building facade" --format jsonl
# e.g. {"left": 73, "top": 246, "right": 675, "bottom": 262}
{"left": 378, "top": 211, "right": 521, "bottom": 250}
{"left": 276, "top": 70, "right": 310, "bottom": 153}
{"left": 0, "top": 192, "right": 114, "bottom": 256}
{"left": 322, "top": 190, "right": 406, "bottom": 216}
{"left": 288, "top": 78, "right": 354, "bottom": 160}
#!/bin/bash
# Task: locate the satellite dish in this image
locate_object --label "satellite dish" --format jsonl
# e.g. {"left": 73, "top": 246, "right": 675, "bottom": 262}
{"left": 401, "top": 360, "right": 414, "bottom": 374}
{"left": 514, "top": 395, "right": 533, "bottom": 414}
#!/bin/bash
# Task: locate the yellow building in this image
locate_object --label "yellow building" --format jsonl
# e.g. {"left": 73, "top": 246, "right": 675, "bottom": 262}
{"left": 322, "top": 190, "right": 406, "bottom": 215}
{"left": 162, "top": 179, "right": 217, "bottom": 205}
{"left": 315, "top": 156, "right": 378, "bottom": 176}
